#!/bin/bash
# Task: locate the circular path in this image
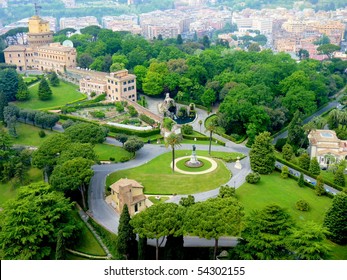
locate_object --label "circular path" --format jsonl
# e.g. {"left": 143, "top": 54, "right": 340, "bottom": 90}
{"left": 171, "top": 156, "right": 218, "bottom": 175}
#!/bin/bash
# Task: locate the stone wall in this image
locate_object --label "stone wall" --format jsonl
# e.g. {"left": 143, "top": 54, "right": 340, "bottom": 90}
{"left": 125, "top": 98, "right": 163, "bottom": 124}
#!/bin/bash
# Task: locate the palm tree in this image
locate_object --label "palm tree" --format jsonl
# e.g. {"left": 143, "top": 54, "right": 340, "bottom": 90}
{"left": 165, "top": 132, "right": 182, "bottom": 173}
{"left": 198, "top": 119, "right": 203, "bottom": 132}
{"left": 328, "top": 109, "right": 341, "bottom": 129}
{"left": 205, "top": 119, "right": 217, "bottom": 155}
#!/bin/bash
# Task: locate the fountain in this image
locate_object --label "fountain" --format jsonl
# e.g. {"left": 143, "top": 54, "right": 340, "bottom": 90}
{"left": 185, "top": 145, "right": 203, "bottom": 168}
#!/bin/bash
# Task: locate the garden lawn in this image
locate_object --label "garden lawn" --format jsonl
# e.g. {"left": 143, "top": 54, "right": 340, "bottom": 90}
{"left": 148, "top": 196, "right": 170, "bottom": 204}
{"left": 8, "top": 123, "right": 56, "bottom": 147}
{"left": 94, "top": 144, "right": 133, "bottom": 162}
{"left": 15, "top": 80, "right": 85, "bottom": 110}
{"left": 106, "top": 150, "right": 231, "bottom": 195}
{"left": 236, "top": 172, "right": 332, "bottom": 225}
{"left": 71, "top": 210, "right": 106, "bottom": 256}
{"left": 0, "top": 167, "right": 43, "bottom": 207}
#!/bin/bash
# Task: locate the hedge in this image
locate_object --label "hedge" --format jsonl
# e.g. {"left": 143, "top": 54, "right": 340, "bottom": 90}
{"left": 0, "top": 63, "right": 17, "bottom": 70}
{"left": 275, "top": 155, "right": 343, "bottom": 191}
{"left": 61, "top": 101, "right": 114, "bottom": 112}
{"left": 176, "top": 100, "right": 209, "bottom": 111}
{"left": 182, "top": 133, "right": 226, "bottom": 146}
{"left": 139, "top": 114, "right": 156, "bottom": 126}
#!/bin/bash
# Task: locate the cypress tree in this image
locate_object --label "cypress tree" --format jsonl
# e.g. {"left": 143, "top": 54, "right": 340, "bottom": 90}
{"left": 298, "top": 173, "right": 305, "bottom": 187}
{"left": 0, "top": 92, "right": 8, "bottom": 121}
{"left": 323, "top": 192, "right": 347, "bottom": 244}
{"left": 282, "top": 143, "right": 294, "bottom": 161}
{"left": 249, "top": 131, "right": 275, "bottom": 174}
{"left": 315, "top": 175, "right": 325, "bottom": 196}
{"left": 117, "top": 204, "right": 136, "bottom": 259}
{"left": 15, "top": 76, "right": 30, "bottom": 101}
{"left": 55, "top": 230, "right": 66, "bottom": 260}
{"left": 38, "top": 77, "right": 53, "bottom": 101}
{"left": 334, "top": 167, "right": 345, "bottom": 187}
{"left": 309, "top": 157, "right": 321, "bottom": 175}
{"left": 49, "top": 72, "right": 60, "bottom": 87}
{"left": 298, "top": 153, "right": 310, "bottom": 171}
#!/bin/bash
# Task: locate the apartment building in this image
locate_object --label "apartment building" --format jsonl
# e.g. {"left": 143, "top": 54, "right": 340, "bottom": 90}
{"left": 106, "top": 70, "right": 137, "bottom": 102}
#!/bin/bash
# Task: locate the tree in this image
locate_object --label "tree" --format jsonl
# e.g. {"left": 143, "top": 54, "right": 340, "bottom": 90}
{"left": 201, "top": 88, "right": 216, "bottom": 108}
{"left": 0, "top": 68, "right": 19, "bottom": 101}
{"left": 55, "top": 230, "right": 66, "bottom": 260}
{"left": 287, "top": 111, "right": 305, "bottom": 148}
{"left": 323, "top": 192, "right": 347, "bottom": 245}
{"left": 202, "top": 35, "right": 210, "bottom": 48}
{"left": 15, "top": 75, "right": 30, "bottom": 101}
{"left": 137, "top": 237, "right": 147, "bottom": 260}
{"left": 64, "top": 122, "right": 107, "bottom": 144}
{"left": 233, "top": 204, "right": 293, "bottom": 260}
{"left": 281, "top": 165, "right": 289, "bottom": 179}
{"left": 117, "top": 204, "right": 136, "bottom": 259}
{"left": 179, "top": 195, "right": 195, "bottom": 207}
{"left": 3, "top": 104, "right": 19, "bottom": 137}
{"left": 248, "top": 43, "right": 261, "bottom": 52}
{"left": 0, "top": 92, "right": 8, "bottom": 121}
{"left": 298, "top": 49, "right": 309, "bottom": 60}
{"left": 309, "top": 157, "right": 321, "bottom": 175}
{"left": 317, "top": 44, "right": 340, "bottom": 59}
{"left": 205, "top": 118, "right": 217, "bottom": 155}
{"left": 282, "top": 143, "right": 293, "bottom": 161}
{"left": 0, "top": 182, "right": 79, "bottom": 260}
{"left": 77, "top": 53, "right": 94, "bottom": 69}
{"left": 298, "top": 153, "right": 310, "bottom": 171}
{"left": 315, "top": 175, "right": 325, "bottom": 196}
{"left": 57, "top": 142, "right": 97, "bottom": 165}
{"left": 198, "top": 119, "right": 203, "bottom": 132}
{"left": 131, "top": 203, "right": 184, "bottom": 260}
{"left": 218, "top": 185, "right": 236, "bottom": 198}
{"left": 185, "top": 197, "right": 244, "bottom": 259}
{"left": 50, "top": 157, "right": 94, "bottom": 209}
{"left": 298, "top": 173, "right": 305, "bottom": 188}
{"left": 288, "top": 222, "right": 330, "bottom": 260}
{"left": 115, "top": 134, "right": 128, "bottom": 146}
{"left": 49, "top": 72, "right": 60, "bottom": 87}
{"left": 124, "top": 136, "right": 144, "bottom": 153}
{"left": 165, "top": 132, "right": 182, "bottom": 173}
{"left": 249, "top": 131, "right": 275, "bottom": 174}
{"left": 38, "top": 77, "right": 53, "bottom": 101}
{"left": 333, "top": 166, "right": 345, "bottom": 187}
{"left": 176, "top": 34, "right": 183, "bottom": 45}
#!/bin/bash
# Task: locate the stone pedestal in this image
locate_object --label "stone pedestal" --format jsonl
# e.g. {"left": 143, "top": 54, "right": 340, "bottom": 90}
{"left": 234, "top": 156, "right": 242, "bottom": 170}
{"left": 190, "top": 151, "right": 198, "bottom": 164}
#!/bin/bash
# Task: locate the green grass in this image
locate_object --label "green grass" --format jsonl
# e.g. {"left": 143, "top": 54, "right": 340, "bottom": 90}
{"left": 176, "top": 158, "right": 212, "bottom": 172}
{"left": 0, "top": 167, "right": 43, "bottom": 207}
{"left": 181, "top": 139, "right": 220, "bottom": 146}
{"left": 7, "top": 123, "right": 56, "bottom": 147}
{"left": 71, "top": 210, "right": 106, "bottom": 257}
{"left": 15, "top": 81, "right": 85, "bottom": 110}
{"left": 236, "top": 172, "right": 332, "bottom": 225}
{"left": 106, "top": 150, "right": 231, "bottom": 195}
{"left": 148, "top": 196, "right": 170, "bottom": 204}
{"left": 94, "top": 144, "right": 133, "bottom": 162}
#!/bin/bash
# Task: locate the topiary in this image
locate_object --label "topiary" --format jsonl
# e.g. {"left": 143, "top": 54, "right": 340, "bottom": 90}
{"left": 246, "top": 172, "right": 261, "bottom": 184}
{"left": 296, "top": 200, "right": 309, "bottom": 211}
{"left": 38, "top": 130, "right": 46, "bottom": 138}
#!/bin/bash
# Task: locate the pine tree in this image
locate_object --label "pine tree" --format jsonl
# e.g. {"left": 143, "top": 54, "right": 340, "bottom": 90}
{"left": 15, "top": 76, "right": 30, "bottom": 101}
{"left": 117, "top": 204, "right": 136, "bottom": 259}
{"left": 323, "top": 192, "right": 347, "bottom": 244}
{"left": 282, "top": 143, "right": 293, "bottom": 161}
{"left": 249, "top": 131, "right": 275, "bottom": 174}
{"left": 55, "top": 230, "right": 66, "bottom": 260}
{"left": 334, "top": 167, "right": 345, "bottom": 187}
{"left": 49, "top": 72, "right": 60, "bottom": 87}
{"left": 0, "top": 92, "right": 8, "bottom": 121}
{"left": 176, "top": 34, "right": 183, "bottom": 45}
{"left": 298, "top": 173, "right": 305, "bottom": 187}
{"left": 38, "top": 77, "right": 53, "bottom": 101}
{"left": 309, "top": 157, "right": 321, "bottom": 175}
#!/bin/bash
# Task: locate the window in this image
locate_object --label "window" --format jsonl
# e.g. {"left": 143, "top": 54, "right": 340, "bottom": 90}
{"left": 123, "top": 81, "right": 126, "bottom": 85}
{"left": 128, "top": 87, "right": 131, "bottom": 90}
{"left": 9, "top": 54, "right": 11, "bottom": 57}
{"left": 18, "top": 54, "right": 20, "bottom": 57}
{"left": 124, "top": 88, "right": 127, "bottom": 92}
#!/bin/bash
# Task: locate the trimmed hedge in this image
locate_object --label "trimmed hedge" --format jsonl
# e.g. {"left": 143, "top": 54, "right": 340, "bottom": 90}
{"left": 182, "top": 133, "right": 226, "bottom": 146}
{"left": 275, "top": 155, "right": 343, "bottom": 191}
{"left": 176, "top": 100, "right": 209, "bottom": 111}
{"left": 139, "top": 114, "right": 156, "bottom": 126}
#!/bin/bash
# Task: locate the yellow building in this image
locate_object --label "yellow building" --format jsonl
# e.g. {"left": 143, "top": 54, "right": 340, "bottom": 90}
{"left": 106, "top": 178, "right": 146, "bottom": 216}
{"left": 106, "top": 70, "right": 137, "bottom": 102}
{"left": 4, "top": 13, "right": 76, "bottom": 72}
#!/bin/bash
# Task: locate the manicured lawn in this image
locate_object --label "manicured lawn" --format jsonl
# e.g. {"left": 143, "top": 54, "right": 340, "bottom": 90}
{"left": 71, "top": 210, "right": 106, "bottom": 257}
{"left": 15, "top": 80, "right": 85, "bottom": 110}
{"left": 181, "top": 138, "right": 220, "bottom": 146}
{"left": 0, "top": 167, "right": 43, "bottom": 207}
{"left": 236, "top": 172, "right": 332, "bottom": 225}
{"left": 320, "top": 170, "right": 347, "bottom": 188}
{"left": 94, "top": 144, "right": 133, "bottom": 162}
{"left": 8, "top": 123, "right": 56, "bottom": 147}
{"left": 106, "top": 150, "right": 231, "bottom": 195}
{"left": 148, "top": 196, "right": 170, "bottom": 204}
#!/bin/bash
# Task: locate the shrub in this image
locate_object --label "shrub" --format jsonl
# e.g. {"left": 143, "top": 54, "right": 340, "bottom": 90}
{"left": 90, "top": 92, "right": 96, "bottom": 98}
{"left": 94, "top": 93, "right": 106, "bottom": 102}
{"left": 298, "top": 173, "right": 305, "bottom": 187}
{"left": 275, "top": 138, "right": 287, "bottom": 152}
{"left": 38, "top": 130, "right": 46, "bottom": 138}
{"left": 139, "top": 114, "right": 155, "bottom": 126}
{"left": 127, "top": 105, "right": 138, "bottom": 117}
{"left": 90, "top": 110, "right": 105, "bottom": 119}
{"left": 246, "top": 172, "right": 261, "bottom": 184}
{"left": 115, "top": 102, "right": 124, "bottom": 113}
{"left": 109, "top": 157, "right": 115, "bottom": 161}
{"left": 281, "top": 165, "right": 289, "bottom": 179}
{"left": 182, "top": 124, "right": 193, "bottom": 135}
{"left": 334, "top": 167, "right": 345, "bottom": 187}
{"left": 282, "top": 143, "right": 293, "bottom": 161}
{"left": 298, "top": 153, "right": 310, "bottom": 171}
{"left": 296, "top": 200, "right": 310, "bottom": 211}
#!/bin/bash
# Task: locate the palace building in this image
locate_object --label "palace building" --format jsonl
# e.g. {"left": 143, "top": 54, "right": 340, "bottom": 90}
{"left": 4, "top": 13, "right": 76, "bottom": 72}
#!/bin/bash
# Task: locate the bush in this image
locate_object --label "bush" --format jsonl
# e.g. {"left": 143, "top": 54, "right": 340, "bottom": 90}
{"left": 38, "top": 130, "right": 46, "bottom": 138}
{"left": 109, "top": 157, "right": 115, "bottom": 161}
{"left": 181, "top": 124, "right": 193, "bottom": 135}
{"left": 275, "top": 138, "right": 287, "bottom": 152}
{"left": 90, "top": 92, "right": 96, "bottom": 98}
{"left": 90, "top": 110, "right": 105, "bottom": 119}
{"left": 115, "top": 102, "right": 124, "bottom": 113}
{"left": 139, "top": 114, "right": 155, "bottom": 126}
{"left": 246, "top": 172, "right": 261, "bottom": 184}
{"left": 296, "top": 200, "right": 310, "bottom": 211}
{"left": 281, "top": 165, "right": 289, "bottom": 179}
{"left": 127, "top": 105, "right": 138, "bottom": 117}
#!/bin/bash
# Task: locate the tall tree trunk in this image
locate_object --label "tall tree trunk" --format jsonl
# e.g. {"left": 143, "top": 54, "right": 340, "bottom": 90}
{"left": 209, "top": 131, "right": 212, "bottom": 155}
{"left": 156, "top": 238, "right": 159, "bottom": 260}
{"left": 213, "top": 238, "right": 219, "bottom": 260}
{"left": 172, "top": 146, "right": 175, "bottom": 173}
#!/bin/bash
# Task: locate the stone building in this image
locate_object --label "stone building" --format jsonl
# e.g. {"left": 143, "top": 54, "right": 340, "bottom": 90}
{"left": 4, "top": 13, "right": 76, "bottom": 72}
{"left": 106, "top": 70, "right": 137, "bottom": 102}
{"left": 308, "top": 129, "right": 347, "bottom": 168}
{"left": 106, "top": 178, "right": 146, "bottom": 216}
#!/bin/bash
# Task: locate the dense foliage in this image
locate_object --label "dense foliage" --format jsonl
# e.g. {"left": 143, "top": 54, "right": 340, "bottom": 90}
{"left": 249, "top": 132, "right": 275, "bottom": 174}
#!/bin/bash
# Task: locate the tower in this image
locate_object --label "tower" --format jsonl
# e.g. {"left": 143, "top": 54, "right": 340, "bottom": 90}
{"left": 27, "top": 3, "right": 53, "bottom": 47}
